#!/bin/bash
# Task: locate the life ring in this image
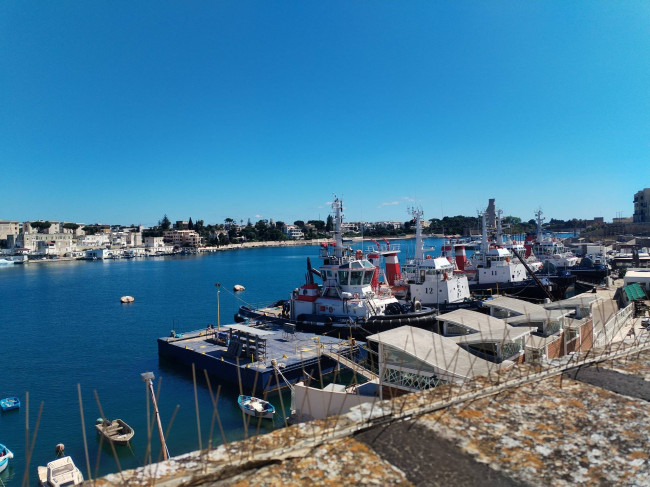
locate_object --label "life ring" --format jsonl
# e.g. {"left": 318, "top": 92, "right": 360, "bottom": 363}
{"left": 505, "top": 257, "right": 510, "bottom": 262}
{"left": 426, "top": 255, "right": 432, "bottom": 259}
{"left": 443, "top": 272, "right": 448, "bottom": 280}
{"left": 414, "top": 300, "right": 422, "bottom": 312}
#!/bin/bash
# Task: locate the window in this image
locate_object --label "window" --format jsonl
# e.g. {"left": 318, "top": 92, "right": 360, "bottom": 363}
{"left": 338, "top": 271, "right": 349, "bottom": 285}
{"left": 362, "top": 271, "right": 373, "bottom": 285}
{"left": 350, "top": 271, "right": 362, "bottom": 286}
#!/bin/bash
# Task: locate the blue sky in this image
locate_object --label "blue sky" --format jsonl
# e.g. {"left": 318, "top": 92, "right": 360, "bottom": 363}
{"left": 2, "top": 1, "right": 648, "bottom": 227}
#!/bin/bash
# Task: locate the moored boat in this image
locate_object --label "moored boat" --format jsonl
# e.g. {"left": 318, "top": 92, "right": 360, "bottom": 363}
{"left": 0, "top": 397, "right": 20, "bottom": 412}
{"left": 0, "top": 444, "right": 13, "bottom": 473}
{"left": 37, "top": 456, "right": 84, "bottom": 487}
{"left": 527, "top": 210, "right": 579, "bottom": 268}
{"left": 237, "top": 197, "right": 438, "bottom": 338}
{"left": 381, "top": 208, "right": 474, "bottom": 311}
{"left": 95, "top": 418, "right": 135, "bottom": 445}
{"left": 238, "top": 395, "right": 275, "bottom": 419}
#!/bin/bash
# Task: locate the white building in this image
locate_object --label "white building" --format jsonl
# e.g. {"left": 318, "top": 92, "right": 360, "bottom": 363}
{"left": 283, "top": 225, "right": 304, "bottom": 239}
{"left": 77, "top": 234, "right": 110, "bottom": 248}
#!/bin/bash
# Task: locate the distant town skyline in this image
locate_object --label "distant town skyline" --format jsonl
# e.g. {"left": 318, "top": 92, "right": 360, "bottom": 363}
{"left": 2, "top": 2, "right": 647, "bottom": 225}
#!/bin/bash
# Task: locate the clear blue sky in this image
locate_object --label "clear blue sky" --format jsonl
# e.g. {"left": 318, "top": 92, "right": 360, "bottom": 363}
{"left": 2, "top": 1, "right": 648, "bottom": 227}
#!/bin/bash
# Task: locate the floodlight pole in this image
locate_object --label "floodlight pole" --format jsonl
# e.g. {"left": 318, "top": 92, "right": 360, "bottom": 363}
{"left": 141, "top": 372, "right": 169, "bottom": 461}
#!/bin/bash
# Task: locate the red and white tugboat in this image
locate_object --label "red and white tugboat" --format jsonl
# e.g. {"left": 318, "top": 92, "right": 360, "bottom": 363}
{"left": 288, "top": 198, "right": 437, "bottom": 338}
{"left": 384, "top": 208, "right": 473, "bottom": 310}
{"left": 237, "top": 197, "right": 437, "bottom": 338}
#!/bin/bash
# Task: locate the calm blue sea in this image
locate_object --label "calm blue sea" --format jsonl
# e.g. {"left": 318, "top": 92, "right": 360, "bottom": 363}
{"left": 0, "top": 237, "right": 445, "bottom": 485}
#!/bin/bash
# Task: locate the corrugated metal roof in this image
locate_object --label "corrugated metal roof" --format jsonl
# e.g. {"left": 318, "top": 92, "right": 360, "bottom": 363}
{"left": 624, "top": 283, "right": 647, "bottom": 301}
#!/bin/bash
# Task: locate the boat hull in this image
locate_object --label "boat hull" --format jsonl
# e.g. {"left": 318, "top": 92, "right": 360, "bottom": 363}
{"left": 0, "top": 397, "right": 20, "bottom": 412}
{"left": 237, "top": 305, "right": 439, "bottom": 339}
{"left": 469, "top": 274, "right": 576, "bottom": 303}
{"left": 95, "top": 418, "right": 134, "bottom": 445}
{"left": 0, "top": 444, "right": 12, "bottom": 473}
{"left": 238, "top": 395, "right": 275, "bottom": 419}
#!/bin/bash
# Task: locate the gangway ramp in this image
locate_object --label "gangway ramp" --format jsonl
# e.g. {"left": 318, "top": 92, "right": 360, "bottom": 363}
{"left": 321, "top": 349, "right": 378, "bottom": 381}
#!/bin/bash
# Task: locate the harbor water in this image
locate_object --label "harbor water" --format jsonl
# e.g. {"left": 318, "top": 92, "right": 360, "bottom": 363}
{"left": 0, "top": 237, "right": 444, "bottom": 485}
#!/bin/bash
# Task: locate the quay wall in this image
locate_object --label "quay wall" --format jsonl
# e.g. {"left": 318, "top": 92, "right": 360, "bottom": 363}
{"left": 97, "top": 328, "right": 650, "bottom": 487}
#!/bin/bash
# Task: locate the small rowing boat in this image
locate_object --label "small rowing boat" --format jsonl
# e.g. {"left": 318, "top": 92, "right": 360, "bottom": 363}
{"left": 0, "top": 397, "right": 20, "bottom": 412}
{"left": 237, "top": 395, "right": 275, "bottom": 419}
{"left": 95, "top": 418, "right": 135, "bottom": 445}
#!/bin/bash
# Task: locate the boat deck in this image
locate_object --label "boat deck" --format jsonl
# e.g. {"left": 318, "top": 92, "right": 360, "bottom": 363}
{"left": 158, "top": 323, "right": 364, "bottom": 392}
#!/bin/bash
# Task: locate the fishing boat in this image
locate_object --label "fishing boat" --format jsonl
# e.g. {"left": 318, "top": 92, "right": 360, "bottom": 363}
{"left": 0, "top": 397, "right": 20, "bottom": 411}
{"left": 0, "top": 444, "right": 13, "bottom": 473}
{"left": 236, "top": 197, "right": 438, "bottom": 338}
{"left": 238, "top": 395, "right": 275, "bottom": 419}
{"left": 37, "top": 456, "right": 84, "bottom": 486}
{"left": 95, "top": 418, "right": 135, "bottom": 445}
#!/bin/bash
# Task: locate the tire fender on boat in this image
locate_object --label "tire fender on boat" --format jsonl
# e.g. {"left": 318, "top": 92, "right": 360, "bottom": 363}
{"left": 414, "top": 300, "right": 422, "bottom": 312}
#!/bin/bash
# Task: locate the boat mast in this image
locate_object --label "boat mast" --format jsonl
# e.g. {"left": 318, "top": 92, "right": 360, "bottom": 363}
{"left": 535, "top": 209, "right": 545, "bottom": 242}
{"left": 480, "top": 212, "right": 488, "bottom": 254}
{"left": 411, "top": 207, "right": 424, "bottom": 263}
{"left": 496, "top": 209, "right": 503, "bottom": 246}
{"left": 141, "top": 372, "right": 170, "bottom": 461}
{"left": 332, "top": 196, "right": 344, "bottom": 259}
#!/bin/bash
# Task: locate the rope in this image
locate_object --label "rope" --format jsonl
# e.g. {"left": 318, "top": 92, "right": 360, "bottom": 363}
{"left": 272, "top": 363, "right": 295, "bottom": 391}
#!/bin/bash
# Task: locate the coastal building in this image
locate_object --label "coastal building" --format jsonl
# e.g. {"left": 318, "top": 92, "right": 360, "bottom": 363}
{"left": 366, "top": 326, "right": 507, "bottom": 397}
{"left": 283, "top": 224, "right": 304, "bottom": 239}
{"left": 633, "top": 188, "right": 650, "bottom": 223}
{"left": 175, "top": 220, "right": 189, "bottom": 230}
{"left": 77, "top": 234, "right": 110, "bottom": 248}
{"left": 340, "top": 222, "right": 359, "bottom": 234}
{"left": 163, "top": 229, "right": 201, "bottom": 247}
{"left": 624, "top": 269, "right": 650, "bottom": 292}
{"left": 375, "top": 221, "right": 404, "bottom": 230}
{"left": 0, "top": 220, "right": 19, "bottom": 240}
{"left": 145, "top": 236, "right": 174, "bottom": 253}
{"left": 434, "top": 309, "right": 537, "bottom": 364}
{"left": 483, "top": 295, "right": 599, "bottom": 360}
{"left": 16, "top": 232, "right": 75, "bottom": 254}
{"left": 58, "top": 222, "right": 86, "bottom": 235}
{"left": 23, "top": 220, "right": 61, "bottom": 235}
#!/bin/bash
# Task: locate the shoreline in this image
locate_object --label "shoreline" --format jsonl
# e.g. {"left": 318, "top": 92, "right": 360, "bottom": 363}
{"left": 15, "top": 235, "right": 437, "bottom": 265}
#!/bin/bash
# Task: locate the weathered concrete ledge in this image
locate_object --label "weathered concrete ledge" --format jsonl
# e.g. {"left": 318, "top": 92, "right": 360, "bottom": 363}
{"left": 95, "top": 334, "right": 650, "bottom": 486}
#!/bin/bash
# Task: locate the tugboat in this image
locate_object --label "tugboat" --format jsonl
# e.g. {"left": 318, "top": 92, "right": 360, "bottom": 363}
{"left": 463, "top": 212, "right": 572, "bottom": 302}
{"left": 236, "top": 197, "right": 437, "bottom": 338}
{"left": 527, "top": 209, "right": 579, "bottom": 268}
{"left": 381, "top": 208, "right": 475, "bottom": 311}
